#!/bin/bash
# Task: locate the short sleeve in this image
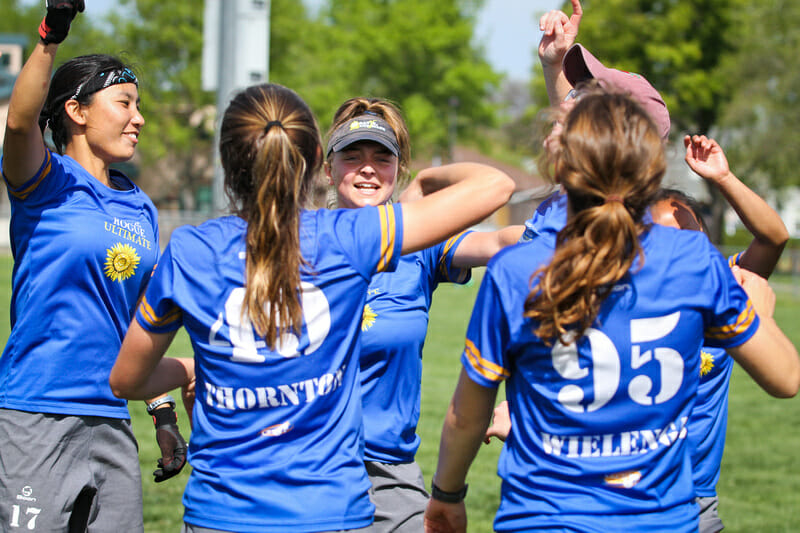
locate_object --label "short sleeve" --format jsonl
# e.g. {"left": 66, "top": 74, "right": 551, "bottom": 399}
{"left": 703, "top": 250, "right": 759, "bottom": 349}
{"left": 427, "top": 230, "right": 472, "bottom": 284}
{"left": 136, "top": 241, "right": 183, "bottom": 334}
{"left": 333, "top": 204, "right": 404, "bottom": 279}
{"left": 3, "top": 149, "right": 62, "bottom": 204}
{"left": 461, "top": 268, "right": 511, "bottom": 388}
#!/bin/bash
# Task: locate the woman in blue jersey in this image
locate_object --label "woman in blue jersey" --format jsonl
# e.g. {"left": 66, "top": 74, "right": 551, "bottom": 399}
{"left": 0, "top": 3, "right": 185, "bottom": 531}
{"left": 108, "top": 83, "right": 515, "bottom": 532}
{"left": 423, "top": 92, "right": 800, "bottom": 533}
{"left": 324, "top": 97, "right": 522, "bottom": 531}
{"left": 486, "top": 134, "right": 792, "bottom": 533}
{"left": 652, "top": 135, "right": 789, "bottom": 533}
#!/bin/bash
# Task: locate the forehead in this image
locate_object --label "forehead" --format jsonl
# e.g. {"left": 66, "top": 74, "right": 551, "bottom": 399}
{"left": 651, "top": 198, "right": 703, "bottom": 232}
{"left": 95, "top": 83, "right": 140, "bottom": 100}
{"left": 337, "top": 140, "right": 394, "bottom": 154}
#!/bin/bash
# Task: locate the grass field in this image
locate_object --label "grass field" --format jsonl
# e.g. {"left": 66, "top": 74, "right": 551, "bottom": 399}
{"left": 2, "top": 254, "right": 800, "bottom": 532}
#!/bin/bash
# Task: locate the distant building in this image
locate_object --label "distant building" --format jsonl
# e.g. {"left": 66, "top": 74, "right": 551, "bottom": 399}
{"left": 1, "top": 34, "right": 29, "bottom": 247}
{"left": 0, "top": 34, "right": 28, "bottom": 149}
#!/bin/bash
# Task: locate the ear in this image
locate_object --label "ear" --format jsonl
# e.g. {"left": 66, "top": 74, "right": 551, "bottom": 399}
{"left": 323, "top": 160, "right": 334, "bottom": 186}
{"left": 64, "top": 99, "right": 88, "bottom": 126}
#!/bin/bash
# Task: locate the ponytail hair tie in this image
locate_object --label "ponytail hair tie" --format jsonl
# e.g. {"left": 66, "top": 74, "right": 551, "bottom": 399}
{"left": 264, "top": 120, "right": 284, "bottom": 134}
{"left": 605, "top": 194, "right": 625, "bottom": 204}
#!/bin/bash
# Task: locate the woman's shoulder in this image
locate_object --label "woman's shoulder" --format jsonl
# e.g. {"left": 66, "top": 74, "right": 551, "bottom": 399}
{"left": 167, "top": 216, "right": 245, "bottom": 256}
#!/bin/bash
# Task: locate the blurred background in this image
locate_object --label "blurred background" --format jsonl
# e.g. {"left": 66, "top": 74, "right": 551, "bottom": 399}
{"left": 2, "top": 0, "right": 800, "bottom": 275}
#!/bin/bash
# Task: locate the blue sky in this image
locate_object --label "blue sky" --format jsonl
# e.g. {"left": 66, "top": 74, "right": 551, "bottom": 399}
{"left": 25, "top": 0, "right": 562, "bottom": 80}
{"left": 475, "top": 0, "right": 561, "bottom": 80}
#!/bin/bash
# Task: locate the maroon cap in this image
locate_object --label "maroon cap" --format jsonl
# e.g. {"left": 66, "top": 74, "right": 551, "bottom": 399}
{"left": 563, "top": 44, "right": 670, "bottom": 140}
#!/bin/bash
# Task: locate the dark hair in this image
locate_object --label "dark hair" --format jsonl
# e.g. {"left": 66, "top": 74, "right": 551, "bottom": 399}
{"left": 525, "top": 92, "right": 666, "bottom": 344}
{"left": 220, "top": 83, "right": 322, "bottom": 349}
{"left": 39, "top": 54, "right": 137, "bottom": 154}
{"left": 327, "top": 97, "right": 411, "bottom": 186}
{"left": 652, "top": 188, "right": 709, "bottom": 233}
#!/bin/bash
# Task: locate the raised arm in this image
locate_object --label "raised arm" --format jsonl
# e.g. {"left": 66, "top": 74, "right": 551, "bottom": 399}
{"left": 539, "top": 0, "right": 583, "bottom": 106}
{"left": 399, "top": 163, "right": 515, "bottom": 255}
{"left": 684, "top": 135, "right": 789, "bottom": 278}
{"left": 3, "top": 1, "right": 83, "bottom": 187}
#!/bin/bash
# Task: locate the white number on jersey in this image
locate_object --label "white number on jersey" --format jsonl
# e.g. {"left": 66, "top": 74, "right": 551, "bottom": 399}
{"left": 9, "top": 505, "right": 41, "bottom": 530}
{"left": 551, "top": 312, "right": 683, "bottom": 412}
{"left": 208, "top": 282, "right": 331, "bottom": 361}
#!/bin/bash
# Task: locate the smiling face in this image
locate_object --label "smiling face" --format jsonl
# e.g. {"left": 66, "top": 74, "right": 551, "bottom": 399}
{"left": 79, "top": 83, "right": 144, "bottom": 164}
{"left": 326, "top": 140, "right": 399, "bottom": 209}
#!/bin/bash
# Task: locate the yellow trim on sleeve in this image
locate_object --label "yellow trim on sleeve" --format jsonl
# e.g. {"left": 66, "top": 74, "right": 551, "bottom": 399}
{"left": 376, "top": 205, "right": 397, "bottom": 272}
{"left": 705, "top": 301, "right": 756, "bottom": 340}
{"left": 437, "top": 231, "right": 470, "bottom": 282}
{"left": 464, "top": 338, "right": 509, "bottom": 383}
{"left": 5, "top": 150, "right": 52, "bottom": 200}
{"left": 138, "top": 295, "right": 182, "bottom": 328}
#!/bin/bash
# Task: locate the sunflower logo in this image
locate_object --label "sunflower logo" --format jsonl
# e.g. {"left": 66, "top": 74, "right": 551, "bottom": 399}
{"left": 104, "top": 242, "right": 141, "bottom": 282}
{"left": 700, "top": 350, "right": 714, "bottom": 377}
{"left": 361, "top": 304, "right": 377, "bottom": 331}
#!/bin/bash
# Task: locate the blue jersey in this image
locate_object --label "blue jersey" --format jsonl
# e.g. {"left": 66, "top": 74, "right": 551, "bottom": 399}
{"left": 1, "top": 150, "right": 159, "bottom": 418}
{"left": 523, "top": 192, "right": 745, "bottom": 500}
{"left": 689, "top": 253, "right": 741, "bottom": 497}
{"left": 463, "top": 225, "right": 758, "bottom": 532}
{"left": 136, "top": 206, "right": 402, "bottom": 532}
{"left": 518, "top": 190, "right": 566, "bottom": 244}
{"left": 360, "top": 232, "right": 471, "bottom": 463}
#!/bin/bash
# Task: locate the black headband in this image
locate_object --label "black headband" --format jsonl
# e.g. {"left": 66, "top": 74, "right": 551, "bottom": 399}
{"left": 69, "top": 67, "right": 139, "bottom": 101}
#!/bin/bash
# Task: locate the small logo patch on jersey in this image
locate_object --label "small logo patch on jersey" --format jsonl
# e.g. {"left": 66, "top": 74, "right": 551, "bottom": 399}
{"left": 700, "top": 350, "right": 715, "bottom": 377}
{"left": 260, "top": 421, "right": 293, "bottom": 437}
{"left": 361, "top": 303, "right": 377, "bottom": 331}
{"left": 604, "top": 470, "right": 642, "bottom": 489}
{"left": 104, "top": 242, "right": 141, "bottom": 282}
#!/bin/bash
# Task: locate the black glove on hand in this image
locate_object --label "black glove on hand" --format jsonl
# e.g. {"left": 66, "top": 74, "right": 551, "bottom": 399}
{"left": 152, "top": 405, "right": 188, "bottom": 483}
{"left": 38, "top": 0, "right": 86, "bottom": 45}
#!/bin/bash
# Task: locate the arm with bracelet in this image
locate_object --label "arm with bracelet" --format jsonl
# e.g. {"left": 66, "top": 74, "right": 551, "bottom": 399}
{"left": 145, "top": 394, "right": 188, "bottom": 482}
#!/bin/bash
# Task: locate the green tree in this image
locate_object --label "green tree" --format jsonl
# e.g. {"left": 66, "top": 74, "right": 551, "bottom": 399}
{"left": 526, "top": 0, "right": 747, "bottom": 241}
{"left": 717, "top": 0, "right": 800, "bottom": 191}
{"left": 316, "top": 0, "right": 500, "bottom": 159}
{"left": 557, "top": 0, "right": 745, "bottom": 135}
{"left": 104, "top": 0, "right": 215, "bottom": 208}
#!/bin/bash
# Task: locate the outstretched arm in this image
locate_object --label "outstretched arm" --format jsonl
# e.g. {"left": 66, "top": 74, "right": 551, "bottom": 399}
{"left": 684, "top": 135, "right": 789, "bottom": 278}
{"left": 400, "top": 163, "right": 514, "bottom": 255}
{"left": 3, "top": 1, "right": 84, "bottom": 187}
{"left": 3, "top": 43, "right": 55, "bottom": 188}
{"left": 110, "top": 319, "right": 193, "bottom": 400}
{"left": 539, "top": 0, "right": 583, "bottom": 105}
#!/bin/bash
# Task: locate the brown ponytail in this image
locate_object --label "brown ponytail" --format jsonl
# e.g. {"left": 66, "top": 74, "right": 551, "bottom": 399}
{"left": 220, "top": 84, "right": 322, "bottom": 349}
{"left": 524, "top": 92, "right": 666, "bottom": 345}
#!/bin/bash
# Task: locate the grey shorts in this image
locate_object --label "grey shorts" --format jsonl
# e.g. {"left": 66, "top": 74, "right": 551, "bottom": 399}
{"left": 0, "top": 408, "right": 144, "bottom": 533}
{"left": 696, "top": 495, "right": 724, "bottom": 533}
{"left": 358, "top": 460, "right": 429, "bottom": 533}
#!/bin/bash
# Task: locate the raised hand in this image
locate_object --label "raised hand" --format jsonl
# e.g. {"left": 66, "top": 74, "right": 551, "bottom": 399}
{"left": 684, "top": 134, "right": 731, "bottom": 184}
{"left": 39, "top": 0, "right": 86, "bottom": 44}
{"left": 538, "top": 0, "right": 583, "bottom": 68}
{"left": 732, "top": 266, "right": 776, "bottom": 319}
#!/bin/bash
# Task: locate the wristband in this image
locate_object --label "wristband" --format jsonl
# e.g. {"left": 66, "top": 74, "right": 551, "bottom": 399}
{"left": 431, "top": 481, "right": 468, "bottom": 503}
{"left": 146, "top": 394, "right": 176, "bottom": 415}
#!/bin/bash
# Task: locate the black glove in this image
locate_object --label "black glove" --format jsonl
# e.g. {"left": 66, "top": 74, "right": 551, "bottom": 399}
{"left": 152, "top": 405, "right": 188, "bottom": 483}
{"left": 38, "top": 0, "right": 85, "bottom": 45}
